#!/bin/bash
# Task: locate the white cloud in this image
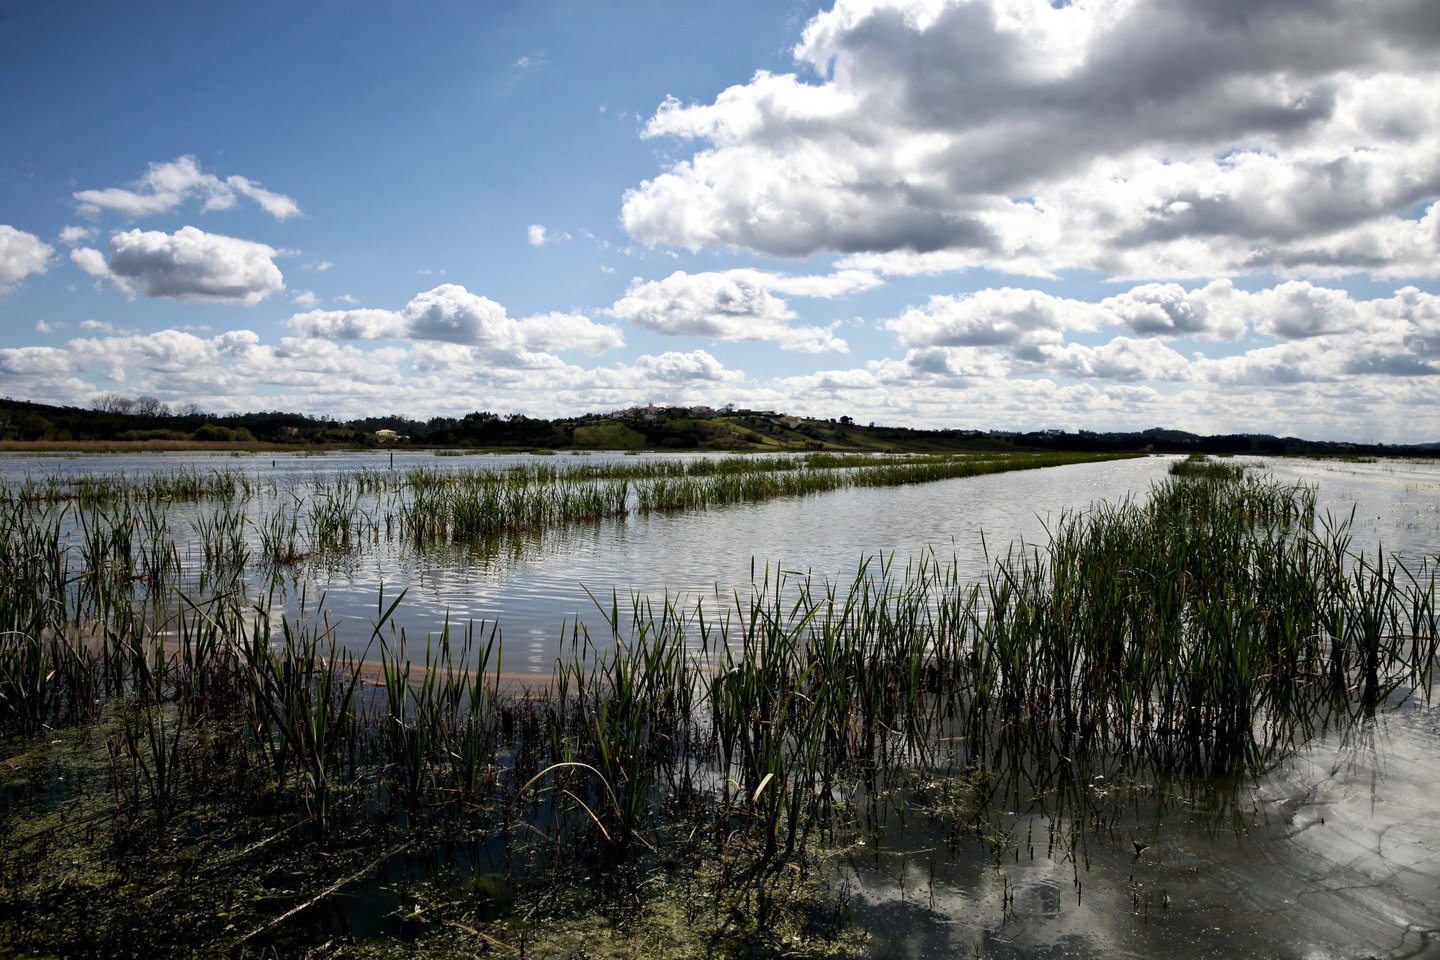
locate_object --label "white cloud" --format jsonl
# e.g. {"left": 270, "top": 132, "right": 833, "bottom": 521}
{"left": 402, "top": 285, "right": 520, "bottom": 347}
{"left": 0, "top": 345, "right": 77, "bottom": 379}
{"left": 0, "top": 225, "right": 53, "bottom": 292}
{"left": 74, "top": 226, "right": 284, "bottom": 304}
{"left": 58, "top": 225, "right": 96, "bottom": 246}
{"left": 884, "top": 288, "right": 1105, "bottom": 354}
{"left": 581, "top": 350, "right": 744, "bottom": 396}
{"left": 881, "top": 279, "right": 1439, "bottom": 355}
{"left": 291, "top": 289, "right": 318, "bottom": 308}
{"left": 628, "top": 349, "right": 740, "bottom": 384}
{"left": 888, "top": 346, "right": 1014, "bottom": 381}
{"left": 610, "top": 269, "right": 874, "bottom": 352}
{"left": 516, "top": 312, "right": 625, "bottom": 355}
{"left": 71, "top": 246, "right": 110, "bottom": 280}
{"left": 1099, "top": 281, "right": 1246, "bottom": 340}
{"left": 288, "top": 283, "right": 624, "bottom": 356}
{"left": 623, "top": 0, "right": 1440, "bottom": 279}
{"left": 9, "top": 310, "right": 1440, "bottom": 441}
{"left": 1393, "top": 286, "right": 1440, "bottom": 358}
{"left": 527, "top": 224, "right": 547, "bottom": 246}
{"left": 872, "top": 279, "right": 1440, "bottom": 390}
{"left": 74, "top": 155, "right": 300, "bottom": 220}
{"left": 1041, "top": 337, "right": 1192, "bottom": 383}
{"left": 764, "top": 269, "right": 881, "bottom": 298}
{"left": 289, "top": 308, "right": 406, "bottom": 340}
{"left": 1206, "top": 281, "right": 1361, "bottom": 340}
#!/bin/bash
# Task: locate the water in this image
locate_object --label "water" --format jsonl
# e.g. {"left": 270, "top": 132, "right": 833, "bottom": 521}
{"left": 8, "top": 450, "right": 1437, "bottom": 674}
{"left": 846, "top": 687, "right": 1440, "bottom": 959}
{"left": 3, "top": 449, "right": 1439, "bottom": 957}
{"left": 1, "top": 451, "right": 1174, "bottom": 669}
{"left": 4, "top": 451, "right": 1437, "bottom": 673}
{"left": 1249, "top": 456, "right": 1440, "bottom": 564}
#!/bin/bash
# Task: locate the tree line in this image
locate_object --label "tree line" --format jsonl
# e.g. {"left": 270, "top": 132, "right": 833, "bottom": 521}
{"left": 0, "top": 394, "right": 1434, "bottom": 457}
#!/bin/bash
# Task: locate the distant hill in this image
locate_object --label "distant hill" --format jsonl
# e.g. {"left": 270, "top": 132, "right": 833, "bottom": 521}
{"left": 0, "top": 395, "right": 1434, "bottom": 458}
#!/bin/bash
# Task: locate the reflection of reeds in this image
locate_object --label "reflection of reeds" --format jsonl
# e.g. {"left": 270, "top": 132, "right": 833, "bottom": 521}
{"left": 1, "top": 458, "right": 1436, "bottom": 954}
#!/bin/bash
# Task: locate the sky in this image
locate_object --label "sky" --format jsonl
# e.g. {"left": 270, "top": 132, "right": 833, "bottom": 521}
{"left": 1, "top": 0, "right": 1438, "bottom": 443}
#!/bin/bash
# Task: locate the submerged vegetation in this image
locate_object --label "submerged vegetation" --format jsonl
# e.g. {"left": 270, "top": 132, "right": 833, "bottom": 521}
{"left": 0, "top": 454, "right": 1436, "bottom": 956}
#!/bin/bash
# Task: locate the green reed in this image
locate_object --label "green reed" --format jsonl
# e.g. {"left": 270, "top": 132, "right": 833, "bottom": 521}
{"left": 11, "top": 466, "right": 263, "bottom": 506}
{"left": 2, "top": 457, "right": 1437, "bottom": 956}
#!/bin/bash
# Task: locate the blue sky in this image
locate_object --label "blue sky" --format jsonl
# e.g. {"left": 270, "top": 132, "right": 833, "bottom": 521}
{"left": 2, "top": 0, "right": 1439, "bottom": 441}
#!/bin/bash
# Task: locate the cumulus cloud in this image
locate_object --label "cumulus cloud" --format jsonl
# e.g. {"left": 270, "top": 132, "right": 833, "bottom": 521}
{"left": 889, "top": 346, "right": 1014, "bottom": 381}
{"left": 74, "top": 155, "right": 300, "bottom": 220}
{"left": 288, "top": 309, "right": 406, "bottom": 341}
{"left": 884, "top": 288, "right": 1105, "bottom": 355}
{"left": 1393, "top": 286, "right": 1440, "bottom": 358}
{"left": 516, "top": 312, "right": 625, "bottom": 355}
{"left": 1207, "top": 281, "right": 1362, "bottom": 339}
{"left": 873, "top": 279, "right": 1440, "bottom": 390}
{"left": 403, "top": 285, "right": 517, "bottom": 346}
{"left": 9, "top": 310, "right": 1440, "bottom": 441}
{"left": 1041, "top": 337, "right": 1192, "bottom": 383}
{"left": 623, "top": 0, "right": 1440, "bottom": 279}
{"left": 288, "top": 283, "right": 624, "bottom": 356}
{"left": 73, "top": 226, "right": 284, "bottom": 304}
{"left": 610, "top": 269, "right": 876, "bottom": 352}
{"left": 0, "top": 225, "right": 53, "bottom": 292}
{"left": 527, "top": 224, "right": 547, "bottom": 246}
{"left": 70, "top": 247, "right": 110, "bottom": 280}
{"left": 572, "top": 350, "right": 746, "bottom": 407}
{"left": 880, "top": 278, "right": 1440, "bottom": 357}
{"left": 0, "top": 345, "right": 74, "bottom": 378}
{"left": 627, "top": 349, "right": 740, "bottom": 383}
{"left": 58, "top": 225, "right": 96, "bottom": 246}
{"left": 1099, "top": 282, "right": 1245, "bottom": 340}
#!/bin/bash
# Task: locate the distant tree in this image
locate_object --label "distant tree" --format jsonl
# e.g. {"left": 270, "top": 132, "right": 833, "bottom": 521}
{"left": 839, "top": 415, "right": 853, "bottom": 426}
{"left": 19, "top": 414, "right": 52, "bottom": 440}
{"left": 194, "top": 423, "right": 256, "bottom": 442}
{"left": 134, "top": 396, "right": 168, "bottom": 417}
{"left": 92, "top": 392, "right": 135, "bottom": 414}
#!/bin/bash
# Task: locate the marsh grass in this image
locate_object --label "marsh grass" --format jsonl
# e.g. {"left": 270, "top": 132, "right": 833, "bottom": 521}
{"left": 0, "top": 457, "right": 1436, "bottom": 956}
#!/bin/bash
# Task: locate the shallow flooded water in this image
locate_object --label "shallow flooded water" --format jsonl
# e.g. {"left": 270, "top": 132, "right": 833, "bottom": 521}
{"left": 2, "top": 450, "right": 1437, "bottom": 959}
{"left": 0, "top": 450, "right": 1179, "bottom": 669}
{"left": 9, "top": 450, "right": 1436, "bottom": 675}
{"left": 3, "top": 440, "right": 1435, "bottom": 670}
{"left": 843, "top": 686, "right": 1440, "bottom": 959}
